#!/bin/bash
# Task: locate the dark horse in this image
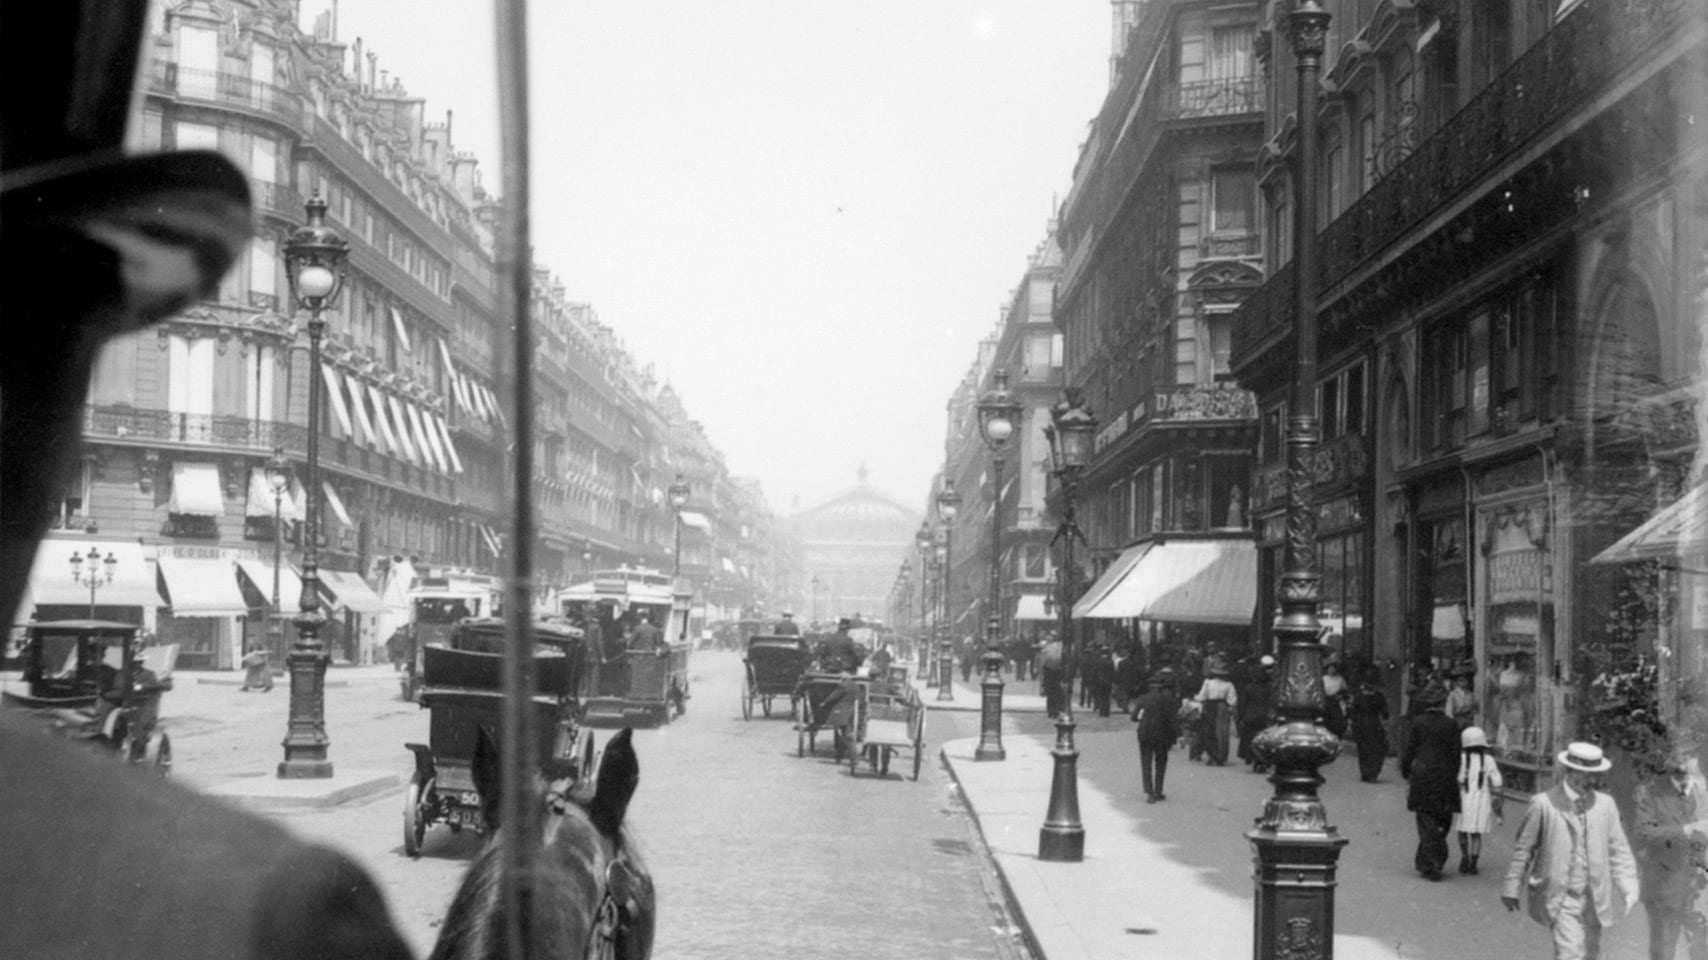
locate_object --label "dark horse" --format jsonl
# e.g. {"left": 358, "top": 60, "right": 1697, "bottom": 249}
{"left": 428, "top": 727, "right": 654, "bottom": 960}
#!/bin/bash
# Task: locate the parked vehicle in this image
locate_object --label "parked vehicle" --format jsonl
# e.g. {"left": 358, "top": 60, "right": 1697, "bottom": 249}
{"left": 401, "top": 617, "right": 592, "bottom": 857}
{"left": 1, "top": 619, "right": 175, "bottom": 772}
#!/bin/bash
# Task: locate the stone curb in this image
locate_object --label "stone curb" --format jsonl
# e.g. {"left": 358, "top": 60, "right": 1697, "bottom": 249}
{"left": 198, "top": 768, "right": 399, "bottom": 808}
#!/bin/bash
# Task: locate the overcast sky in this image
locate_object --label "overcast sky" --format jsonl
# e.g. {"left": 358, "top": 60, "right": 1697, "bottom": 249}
{"left": 307, "top": 1, "right": 1110, "bottom": 515}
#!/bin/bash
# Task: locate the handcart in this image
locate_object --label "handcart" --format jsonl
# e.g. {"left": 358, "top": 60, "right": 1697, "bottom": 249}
{"left": 794, "top": 671, "right": 865, "bottom": 759}
{"left": 848, "top": 682, "right": 927, "bottom": 780}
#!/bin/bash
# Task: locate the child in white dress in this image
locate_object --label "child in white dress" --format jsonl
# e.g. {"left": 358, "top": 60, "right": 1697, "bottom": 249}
{"left": 1453, "top": 725, "right": 1503, "bottom": 874}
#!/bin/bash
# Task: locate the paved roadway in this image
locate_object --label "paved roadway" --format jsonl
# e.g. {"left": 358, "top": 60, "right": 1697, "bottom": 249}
{"left": 137, "top": 652, "right": 1030, "bottom": 960}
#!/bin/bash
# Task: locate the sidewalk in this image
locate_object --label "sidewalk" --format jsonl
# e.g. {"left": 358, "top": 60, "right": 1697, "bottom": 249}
{"left": 935, "top": 717, "right": 1650, "bottom": 960}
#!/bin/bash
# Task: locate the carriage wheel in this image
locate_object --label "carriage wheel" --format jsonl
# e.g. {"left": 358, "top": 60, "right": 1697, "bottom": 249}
{"left": 741, "top": 681, "right": 753, "bottom": 721}
{"left": 912, "top": 744, "right": 923, "bottom": 781}
{"left": 762, "top": 695, "right": 773, "bottom": 718}
{"left": 404, "top": 772, "right": 430, "bottom": 858}
{"left": 880, "top": 747, "right": 891, "bottom": 776}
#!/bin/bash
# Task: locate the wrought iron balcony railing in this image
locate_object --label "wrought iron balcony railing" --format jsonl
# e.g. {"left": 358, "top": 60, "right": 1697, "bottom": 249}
{"left": 148, "top": 62, "right": 303, "bottom": 128}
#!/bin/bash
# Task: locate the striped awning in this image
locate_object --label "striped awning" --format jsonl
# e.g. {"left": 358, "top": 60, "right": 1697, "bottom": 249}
{"left": 1071, "top": 543, "right": 1150, "bottom": 619}
{"left": 1084, "top": 538, "right": 1256, "bottom": 626}
{"left": 156, "top": 555, "right": 248, "bottom": 617}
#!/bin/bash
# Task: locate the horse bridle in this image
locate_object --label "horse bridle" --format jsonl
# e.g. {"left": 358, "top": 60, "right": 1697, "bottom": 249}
{"left": 543, "top": 787, "right": 648, "bottom": 960}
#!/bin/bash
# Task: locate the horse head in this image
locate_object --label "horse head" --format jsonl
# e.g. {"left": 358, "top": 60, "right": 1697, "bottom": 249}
{"left": 428, "top": 727, "right": 653, "bottom": 960}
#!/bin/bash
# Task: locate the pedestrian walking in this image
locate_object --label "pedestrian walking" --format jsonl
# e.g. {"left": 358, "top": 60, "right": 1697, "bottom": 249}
{"left": 1037, "top": 636, "right": 1066, "bottom": 718}
{"left": 1447, "top": 663, "right": 1479, "bottom": 730}
{"left": 1131, "top": 670, "right": 1181, "bottom": 803}
{"left": 1086, "top": 643, "right": 1116, "bottom": 718}
{"left": 1192, "top": 656, "right": 1238, "bottom": 766}
{"left": 1238, "top": 655, "right": 1275, "bottom": 772}
{"left": 1114, "top": 647, "right": 1144, "bottom": 715}
{"left": 1502, "top": 741, "right": 1641, "bottom": 960}
{"left": 1322, "top": 660, "right": 1349, "bottom": 738}
{"left": 1634, "top": 750, "right": 1708, "bottom": 960}
{"left": 1348, "top": 669, "right": 1391, "bottom": 782}
{"left": 1401, "top": 684, "right": 1461, "bottom": 881}
{"left": 1453, "top": 725, "right": 1503, "bottom": 874}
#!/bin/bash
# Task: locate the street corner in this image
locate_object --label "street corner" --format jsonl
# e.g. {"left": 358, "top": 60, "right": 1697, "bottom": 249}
{"left": 199, "top": 767, "right": 398, "bottom": 809}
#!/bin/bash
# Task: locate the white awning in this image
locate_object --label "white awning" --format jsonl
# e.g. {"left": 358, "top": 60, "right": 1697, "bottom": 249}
{"left": 318, "top": 569, "right": 385, "bottom": 614}
{"left": 386, "top": 394, "right": 420, "bottom": 464}
{"left": 25, "top": 539, "right": 161, "bottom": 610}
{"left": 1591, "top": 481, "right": 1708, "bottom": 564}
{"left": 412, "top": 403, "right": 448, "bottom": 473}
{"left": 1072, "top": 543, "right": 1151, "bottom": 619}
{"left": 156, "top": 555, "right": 248, "bottom": 617}
{"left": 321, "top": 363, "right": 354, "bottom": 437}
{"left": 1086, "top": 538, "right": 1256, "bottom": 625}
{"left": 236, "top": 558, "right": 302, "bottom": 612}
{"left": 433, "top": 414, "right": 464, "bottom": 472}
{"left": 452, "top": 371, "right": 472, "bottom": 414}
{"left": 390, "top": 306, "right": 412, "bottom": 352}
{"left": 678, "top": 511, "right": 710, "bottom": 531}
{"left": 437, "top": 338, "right": 457, "bottom": 383}
{"left": 479, "top": 525, "right": 504, "bottom": 558}
{"left": 366, "top": 383, "right": 402, "bottom": 456}
{"left": 344, "top": 372, "right": 379, "bottom": 446}
{"left": 246, "top": 466, "right": 297, "bottom": 520}
{"left": 169, "top": 462, "right": 224, "bottom": 517}
{"left": 322, "top": 480, "right": 354, "bottom": 528}
{"left": 483, "top": 385, "right": 506, "bottom": 425}
{"left": 1014, "top": 593, "right": 1053, "bottom": 621}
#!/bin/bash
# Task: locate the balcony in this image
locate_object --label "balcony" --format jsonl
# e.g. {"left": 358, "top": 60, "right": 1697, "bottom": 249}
{"left": 1233, "top": 0, "right": 1692, "bottom": 362}
{"left": 1172, "top": 76, "right": 1261, "bottom": 121}
{"left": 250, "top": 179, "right": 305, "bottom": 225}
{"left": 148, "top": 62, "right": 302, "bottom": 129}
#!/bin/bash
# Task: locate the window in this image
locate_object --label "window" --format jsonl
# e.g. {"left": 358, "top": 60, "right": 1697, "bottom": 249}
{"left": 1319, "top": 362, "right": 1366, "bottom": 439}
{"left": 1022, "top": 333, "right": 1053, "bottom": 381}
{"left": 1211, "top": 167, "right": 1255, "bottom": 233}
{"left": 249, "top": 237, "right": 276, "bottom": 298}
{"left": 1357, "top": 94, "right": 1377, "bottom": 194}
{"left": 175, "top": 121, "right": 219, "bottom": 153}
{"left": 1262, "top": 403, "right": 1285, "bottom": 464}
{"left": 1209, "top": 25, "right": 1254, "bottom": 80}
{"left": 1206, "top": 316, "right": 1232, "bottom": 381}
{"left": 1323, "top": 138, "right": 1345, "bottom": 220}
{"left": 1423, "top": 323, "right": 1469, "bottom": 451}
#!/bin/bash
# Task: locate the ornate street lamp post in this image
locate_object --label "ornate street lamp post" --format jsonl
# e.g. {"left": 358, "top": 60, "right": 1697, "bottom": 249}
{"left": 70, "top": 546, "right": 117, "bottom": 619}
{"left": 279, "top": 193, "right": 347, "bottom": 779}
{"left": 1038, "top": 389, "right": 1096, "bottom": 861}
{"left": 265, "top": 448, "right": 292, "bottom": 665}
{"left": 1247, "top": 3, "right": 1348, "bottom": 956}
{"left": 974, "top": 368, "right": 1022, "bottom": 761}
{"left": 915, "top": 522, "right": 933, "bottom": 682}
{"left": 935, "top": 479, "right": 962, "bottom": 703}
{"left": 668, "top": 474, "right": 690, "bottom": 578}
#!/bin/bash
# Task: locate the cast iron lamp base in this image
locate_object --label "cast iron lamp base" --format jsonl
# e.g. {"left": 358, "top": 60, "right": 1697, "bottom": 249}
{"left": 974, "top": 648, "right": 1005, "bottom": 761}
{"left": 1037, "top": 713, "right": 1084, "bottom": 860}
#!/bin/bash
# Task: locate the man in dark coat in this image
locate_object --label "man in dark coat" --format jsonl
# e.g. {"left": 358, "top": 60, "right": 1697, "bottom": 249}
{"left": 816, "top": 617, "right": 865, "bottom": 673}
{"left": 1401, "top": 684, "right": 1463, "bottom": 881}
{"left": 1238, "top": 655, "right": 1276, "bottom": 771}
{"left": 1037, "top": 636, "right": 1066, "bottom": 718}
{"left": 1085, "top": 643, "right": 1116, "bottom": 717}
{"left": 773, "top": 611, "right": 801, "bottom": 636}
{"left": 1131, "top": 671, "right": 1182, "bottom": 802}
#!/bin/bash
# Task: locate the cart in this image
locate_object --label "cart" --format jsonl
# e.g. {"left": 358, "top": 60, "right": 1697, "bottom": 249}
{"left": 794, "top": 671, "right": 865, "bottom": 759}
{"left": 847, "top": 681, "right": 927, "bottom": 780}
{"left": 742, "top": 635, "right": 811, "bottom": 720}
{"left": 401, "top": 618, "right": 592, "bottom": 857}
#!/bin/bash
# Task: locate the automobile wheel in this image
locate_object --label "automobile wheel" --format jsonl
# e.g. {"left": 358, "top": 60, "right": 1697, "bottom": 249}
{"left": 404, "top": 773, "right": 429, "bottom": 858}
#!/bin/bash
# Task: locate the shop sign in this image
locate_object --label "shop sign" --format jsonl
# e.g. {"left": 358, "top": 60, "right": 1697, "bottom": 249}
{"left": 158, "top": 544, "right": 259, "bottom": 561}
{"left": 1093, "top": 410, "right": 1130, "bottom": 454}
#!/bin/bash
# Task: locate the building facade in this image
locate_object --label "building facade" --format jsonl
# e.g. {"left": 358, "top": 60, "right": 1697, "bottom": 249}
{"left": 22, "top": 0, "right": 782, "bottom": 667}
{"left": 1053, "top": 0, "right": 1265, "bottom": 659}
{"left": 1229, "top": 0, "right": 1707, "bottom": 792}
{"left": 791, "top": 469, "right": 923, "bottom": 627}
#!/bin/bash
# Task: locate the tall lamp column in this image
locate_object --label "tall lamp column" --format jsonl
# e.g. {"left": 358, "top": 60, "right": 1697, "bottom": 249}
{"left": 936, "top": 480, "right": 961, "bottom": 702}
{"left": 668, "top": 475, "right": 691, "bottom": 643}
{"left": 1038, "top": 389, "right": 1096, "bottom": 861}
{"left": 1247, "top": 3, "right": 1348, "bottom": 956}
{"left": 265, "top": 448, "right": 292, "bottom": 666}
{"left": 279, "top": 193, "right": 347, "bottom": 780}
{"left": 916, "top": 524, "right": 932, "bottom": 678}
{"left": 70, "top": 547, "right": 117, "bottom": 619}
{"left": 973, "top": 369, "right": 1021, "bottom": 761}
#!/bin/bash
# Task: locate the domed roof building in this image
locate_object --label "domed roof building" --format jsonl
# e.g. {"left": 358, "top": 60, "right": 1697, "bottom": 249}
{"left": 790, "top": 466, "right": 920, "bottom": 625}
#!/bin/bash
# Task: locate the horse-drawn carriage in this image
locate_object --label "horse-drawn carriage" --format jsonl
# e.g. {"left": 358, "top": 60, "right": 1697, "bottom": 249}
{"left": 402, "top": 617, "right": 593, "bottom": 857}
{"left": 742, "top": 634, "right": 811, "bottom": 720}
{"left": 793, "top": 671, "right": 865, "bottom": 758}
{"left": 1, "top": 619, "right": 175, "bottom": 772}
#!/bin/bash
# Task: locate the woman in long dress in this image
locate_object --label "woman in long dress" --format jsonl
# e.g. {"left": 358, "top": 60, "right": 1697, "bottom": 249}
{"left": 1193, "top": 657, "right": 1238, "bottom": 765}
{"left": 1347, "top": 670, "right": 1390, "bottom": 782}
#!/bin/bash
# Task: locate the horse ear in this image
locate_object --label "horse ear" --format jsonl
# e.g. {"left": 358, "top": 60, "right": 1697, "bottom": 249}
{"left": 588, "top": 727, "right": 639, "bottom": 837}
{"left": 473, "top": 724, "right": 502, "bottom": 831}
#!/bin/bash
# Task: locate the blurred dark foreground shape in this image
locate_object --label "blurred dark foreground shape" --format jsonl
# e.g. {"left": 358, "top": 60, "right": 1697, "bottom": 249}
{"left": 0, "top": 3, "right": 412, "bottom": 957}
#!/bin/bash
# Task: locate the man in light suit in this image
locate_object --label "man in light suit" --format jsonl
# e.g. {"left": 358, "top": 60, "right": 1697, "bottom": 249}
{"left": 1503, "top": 741, "right": 1642, "bottom": 960}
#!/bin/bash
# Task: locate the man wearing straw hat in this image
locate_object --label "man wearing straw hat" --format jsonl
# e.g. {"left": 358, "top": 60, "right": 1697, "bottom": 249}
{"left": 1503, "top": 741, "right": 1641, "bottom": 960}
